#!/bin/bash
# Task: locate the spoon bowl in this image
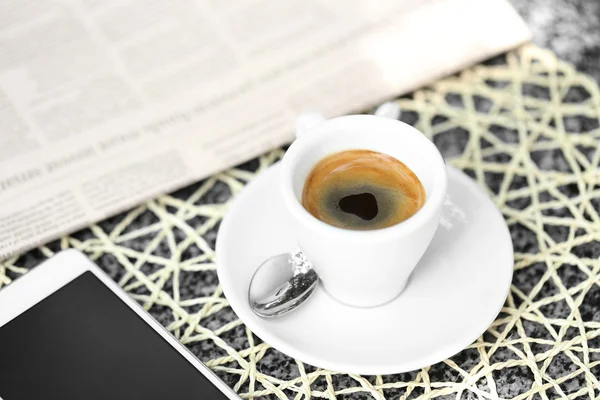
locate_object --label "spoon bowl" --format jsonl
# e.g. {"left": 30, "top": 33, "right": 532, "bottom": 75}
{"left": 248, "top": 250, "right": 318, "bottom": 318}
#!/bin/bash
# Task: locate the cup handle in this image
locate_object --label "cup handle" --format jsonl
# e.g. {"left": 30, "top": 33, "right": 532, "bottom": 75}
{"left": 294, "top": 102, "right": 400, "bottom": 139}
{"left": 374, "top": 102, "right": 402, "bottom": 120}
{"left": 295, "top": 112, "right": 326, "bottom": 139}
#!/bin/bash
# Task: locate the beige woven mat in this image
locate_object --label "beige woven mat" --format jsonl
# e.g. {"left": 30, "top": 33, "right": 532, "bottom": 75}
{"left": 2, "top": 44, "right": 600, "bottom": 400}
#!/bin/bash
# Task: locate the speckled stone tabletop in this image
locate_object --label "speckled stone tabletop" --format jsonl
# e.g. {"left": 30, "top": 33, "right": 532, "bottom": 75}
{"left": 510, "top": 0, "right": 600, "bottom": 84}
{"left": 4, "top": 1, "right": 600, "bottom": 399}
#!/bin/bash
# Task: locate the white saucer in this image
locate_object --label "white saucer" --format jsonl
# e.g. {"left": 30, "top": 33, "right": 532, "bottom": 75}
{"left": 216, "top": 163, "right": 513, "bottom": 375}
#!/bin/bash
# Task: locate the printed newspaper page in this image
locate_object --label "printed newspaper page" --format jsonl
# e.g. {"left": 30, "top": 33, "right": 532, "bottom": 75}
{"left": 0, "top": 0, "right": 530, "bottom": 259}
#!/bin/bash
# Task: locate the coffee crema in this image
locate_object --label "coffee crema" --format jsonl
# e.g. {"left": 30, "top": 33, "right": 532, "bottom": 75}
{"left": 301, "top": 150, "right": 425, "bottom": 230}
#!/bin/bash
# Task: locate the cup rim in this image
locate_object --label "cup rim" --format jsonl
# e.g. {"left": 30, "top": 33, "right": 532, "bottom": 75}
{"left": 280, "top": 114, "right": 448, "bottom": 242}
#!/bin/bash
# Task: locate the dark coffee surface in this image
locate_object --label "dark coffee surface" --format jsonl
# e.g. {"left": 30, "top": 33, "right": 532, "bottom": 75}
{"left": 338, "top": 192, "right": 377, "bottom": 220}
{"left": 302, "top": 150, "right": 425, "bottom": 230}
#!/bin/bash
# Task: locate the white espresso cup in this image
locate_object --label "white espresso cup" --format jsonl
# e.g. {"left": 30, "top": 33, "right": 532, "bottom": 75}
{"left": 280, "top": 114, "right": 447, "bottom": 307}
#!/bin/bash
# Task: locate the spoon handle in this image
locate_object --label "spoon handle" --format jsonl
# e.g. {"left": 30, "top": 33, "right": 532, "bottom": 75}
{"left": 290, "top": 248, "right": 313, "bottom": 275}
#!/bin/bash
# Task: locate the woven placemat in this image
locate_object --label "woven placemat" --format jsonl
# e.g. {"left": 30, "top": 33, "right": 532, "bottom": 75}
{"left": 2, "top": 44, "right": 600, "bottom": 400}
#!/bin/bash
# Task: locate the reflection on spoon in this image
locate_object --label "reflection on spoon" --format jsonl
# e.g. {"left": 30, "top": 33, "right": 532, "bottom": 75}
{"left": 248, "top": 249, "right": 319, "bottom": 318}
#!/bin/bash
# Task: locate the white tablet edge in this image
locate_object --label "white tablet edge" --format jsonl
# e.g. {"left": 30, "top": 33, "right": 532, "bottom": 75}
{"left": 0, "top": 249, "right": 241, "bottom": 400}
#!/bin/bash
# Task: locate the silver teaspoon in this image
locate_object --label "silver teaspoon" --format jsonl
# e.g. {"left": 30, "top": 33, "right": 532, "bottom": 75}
{"left": 249, "top": 249, "right": 318, "bottom": 318}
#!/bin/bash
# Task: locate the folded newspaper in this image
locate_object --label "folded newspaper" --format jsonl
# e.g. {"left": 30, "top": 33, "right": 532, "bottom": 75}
{"left": 0, "top": 0, "right": 529, "bottom": 259}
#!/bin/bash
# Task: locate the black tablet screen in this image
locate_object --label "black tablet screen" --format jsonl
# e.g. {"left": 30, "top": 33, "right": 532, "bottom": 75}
{"left": 0, "top": 271, "right": 231, "bottom": 400}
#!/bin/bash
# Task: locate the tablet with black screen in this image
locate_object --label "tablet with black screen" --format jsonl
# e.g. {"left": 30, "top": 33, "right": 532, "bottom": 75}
{"left": 0, "top": 250, "right": 240, "bottom": 400}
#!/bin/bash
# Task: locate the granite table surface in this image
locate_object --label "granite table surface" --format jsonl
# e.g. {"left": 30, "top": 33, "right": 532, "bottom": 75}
{"left": 5, "top": 0, "right": 600, "bottom": 399}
